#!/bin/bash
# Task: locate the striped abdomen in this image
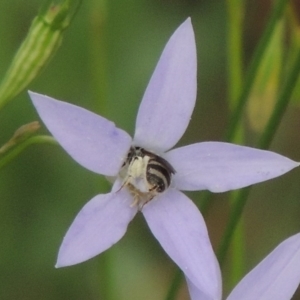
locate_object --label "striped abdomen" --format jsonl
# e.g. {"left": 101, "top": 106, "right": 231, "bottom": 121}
{"left": 146, "top": 157, "right": 175, "bottom": 193}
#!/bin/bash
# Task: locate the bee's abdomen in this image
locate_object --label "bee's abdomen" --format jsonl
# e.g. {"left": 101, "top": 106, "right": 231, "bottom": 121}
{"left": 146, "top": 159, "right": 172, "bottom": 193}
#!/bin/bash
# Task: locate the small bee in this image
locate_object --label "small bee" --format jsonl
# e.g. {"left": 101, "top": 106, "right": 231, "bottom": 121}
{"left": 120, "top": 147, "right": 176, "bottom": 207}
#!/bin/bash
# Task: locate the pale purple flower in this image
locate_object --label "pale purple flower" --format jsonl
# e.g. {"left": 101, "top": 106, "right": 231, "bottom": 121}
{"left": 188, "top": 233, "right": 300, "bottom": 300}
{"left": 29, "top": 18, "right": 299, "bottom": 300}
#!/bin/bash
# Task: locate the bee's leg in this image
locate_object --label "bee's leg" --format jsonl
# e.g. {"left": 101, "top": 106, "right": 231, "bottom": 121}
{"left": 139, "top": 195, "right": 154, "bottom": 211}
{"left": 130, "top": 191, "right": 141, "bottom": 207}
{"left": 116, "top": 172, "right": 133, "bottom": 193}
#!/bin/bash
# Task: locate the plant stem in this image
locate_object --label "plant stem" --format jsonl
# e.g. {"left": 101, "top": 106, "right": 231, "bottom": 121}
{"left": 0, "top": 135, "right": 57, "bottom": 170}
{"left": 218, "top": 49, "right": 300, "bottom": 267}
{"left": 225, "top": 0, "right": 288, "bottom": 141}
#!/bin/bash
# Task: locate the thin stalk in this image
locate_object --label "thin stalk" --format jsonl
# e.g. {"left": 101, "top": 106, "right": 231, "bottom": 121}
{"left": 225, "top": 0, "right": 289, "bottom": 141}
{"left": 89, "top": 0, "right": 108, "bottom": 114}
{"left": 88, "top": 1, "right": 112, "bottom": 298}
{"left": 155, "top": 1, "right": 289, "bottom": 299}
{"left": 165, "top": 269, "right": 183, "bottom": 300}
{"left": 218, "top": 49, "right": 300, "bottom": 267}
{"left": 200, "top": 0, "right": 289, "bottom": 212}
{"left": 225, "top": 0, "right": 246, "bottom": 281}
{"left": 226, "top": 0, "right": 245, "bottom": 107}
{"left": 0, "top": 135, "right": 57, "bottom": 170}
{"left": 258, "top": 50, "right": 300, "bottom": 148}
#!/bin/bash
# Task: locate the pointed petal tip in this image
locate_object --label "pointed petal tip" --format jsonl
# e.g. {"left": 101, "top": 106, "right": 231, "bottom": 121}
{"left": 143, "top": 189, "right": 221, "bottom": 299}
{"left": 28, "top": 90, "right": 47, "bottom": 102}
{"left": 182, "top": 16, "right": 192, "bottom": 26}
{"left": 55, "top": 256, "right": 70, "bottom": 268}
{"left": 28, "top": 91, "right": 132, "bottom": 176}
{"left": 179, "top": 17, "right": 194, "bottom": 37}
{"left": 134, "top": 17, "right": 197, "bottom": 152}
{"left": 55, "top": 256, "right": 75, "bottom": 268}
{"left": 54, "top": 191, "right": 137, "bottom": 269}
{"left": 167, "top": 142, "right": 300, "bottom": 193}
{"left": 55, "top": 248, "right": 89, "bottom": 268}
{"left": 28, "top": 90, "right": 38, "bottom": 103}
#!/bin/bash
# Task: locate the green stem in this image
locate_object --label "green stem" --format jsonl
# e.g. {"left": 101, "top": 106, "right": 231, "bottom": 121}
{"left": 217, "top": 188, "right": 250, "bottom": 266}
{"left": 165, "top": 1, "right": 245, "bottom": 298}
{"left": 259, "top": 50, "right": 300, "bottom": 148}
{"left": 87, "top": 1, "right": 112, "bottom": 298}
{"left": 200, "top": 0, "right": 289, "bottom": 213}
{"left": 217, "top": 49, "right": 300, "bottom": 267}
{"left": 97, "top": 250, "right": 113, "bottom": 300}
{"left": 226, "top": 0, "right": 245, "bottom": 107}
{"left": 89, "top": 0, "right": 108, "bottom": 114}
{"left": 225, "top": 0, "right": 288, "bottom": 141}
{"left": 226, "top": 0, "right": 247, "bottom": 286}
{"left": 0, "top": 135, "right": 58, "bottom": 170}
{"left": 165, "top": 269, "right": 183, "bottom": 300}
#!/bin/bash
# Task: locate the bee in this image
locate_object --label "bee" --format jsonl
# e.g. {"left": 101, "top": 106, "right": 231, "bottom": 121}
{"left": 120, "top": 147, "right": 176, "bottom": 207}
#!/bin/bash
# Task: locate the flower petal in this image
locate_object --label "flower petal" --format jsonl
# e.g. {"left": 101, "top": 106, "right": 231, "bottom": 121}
{"left": 186, "top": 276, "right": 221, "bottom": 300}
{"left": 134, "top": 18, "right": 197, "bottom": 153}
{"left": 166, "top": 142, "right": 299, "bottom": 192}
{"left": 142, "top": 189, "right": 222, "bottom": 300}
{"left": 227, "top": 233, "right": 300, "bottom": 300}
{"left": 55, "top": 189, "right": 138, "bottom": 267}
{"left": 29, "top": 91, "right": 132, "bottom": 176}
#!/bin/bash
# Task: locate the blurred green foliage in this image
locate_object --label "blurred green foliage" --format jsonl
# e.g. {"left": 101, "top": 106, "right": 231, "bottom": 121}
{"left": 0, "top": 1, "right": 300, "bottom": 300}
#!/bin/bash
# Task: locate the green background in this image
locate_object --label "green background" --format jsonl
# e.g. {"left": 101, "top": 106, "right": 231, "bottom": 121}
{"left": 0, "top": 1, "right": 300, "bottom": 299}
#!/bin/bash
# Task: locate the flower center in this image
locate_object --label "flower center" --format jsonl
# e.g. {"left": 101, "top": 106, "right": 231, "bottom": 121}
{"left": 119, "top": 147, "right": 176, "bottom": 207}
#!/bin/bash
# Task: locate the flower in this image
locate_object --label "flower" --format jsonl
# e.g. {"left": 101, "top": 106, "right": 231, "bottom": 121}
{"left": 188, "top": 233, "right": 300, "bottom": 300}
{"left": 29, "top": 18, "right": 299, "bottom": 300}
